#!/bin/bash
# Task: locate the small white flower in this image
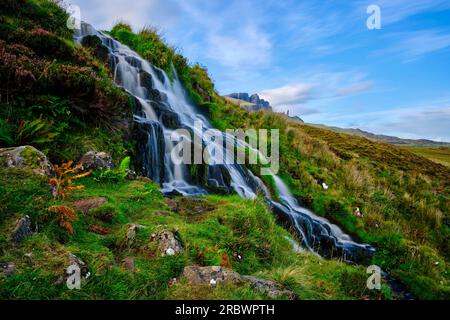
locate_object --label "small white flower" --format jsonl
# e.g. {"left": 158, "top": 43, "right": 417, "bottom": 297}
{"left": 322, "top": 182, "right": 329, "bottom": 190}
{"left": 166, "top": 248, "right": 175, "bottom": 256}
{"left": 210, "top": 279, "right": 217, "bottom": 286}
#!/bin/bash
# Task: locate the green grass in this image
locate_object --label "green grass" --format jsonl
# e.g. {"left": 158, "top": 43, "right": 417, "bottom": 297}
{"left": 0, "top": 170, "right": 390, "bottom": 300}
{"left": 402, "top": 146, "right": 450, "bottom": 167}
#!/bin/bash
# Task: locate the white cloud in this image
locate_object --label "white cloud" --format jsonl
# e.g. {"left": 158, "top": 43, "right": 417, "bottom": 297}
{"left": 335, "top": 81, "right": 374, "bottom": 96}
{"left": 259, "top": 83, "right": 316, "bottom": 106}
{"left": 372, "top": 29, "right": 450, "bottom": 61}
{"left": 310, "top": 102, "right": 450, "bottom": 141}
{"left": 259, "top": 73, "right": 373, "bottom": 107}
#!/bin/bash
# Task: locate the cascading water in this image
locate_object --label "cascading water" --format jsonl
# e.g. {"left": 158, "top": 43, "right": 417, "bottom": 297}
{"left": 74, "top": 22, "right": 374, "bottom": 264}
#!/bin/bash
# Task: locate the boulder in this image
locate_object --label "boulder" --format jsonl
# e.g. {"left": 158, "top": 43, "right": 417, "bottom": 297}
{"left": 180, "top": 265, "right": 296, "bottom": 299}
{"left": 11, "top": 215, "right": 32, "bottom": 244}
{"left": 182, "top": 266, "right": 241, "bottom": 285}
{"left": 0, "top": 146, "right": 54, "bottom": 176}
{"left": 242, "top": 276, "right": 296, "bottom": 299}
{"left": 151, "top": 230, "right": 183, "bottom": 256}
{"left": 0, "top": 262, "right": 16, "bottom": 276}
{"left": 79, "top": 151, "right": 114, "bottom": 171}
{"left": 72, "top": 197, "right": 107, "bottom": 214}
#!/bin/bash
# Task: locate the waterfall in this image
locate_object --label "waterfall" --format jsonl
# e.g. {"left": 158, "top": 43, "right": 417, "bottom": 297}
{"left": 75, "top": 23, "right": 374, "bottom": 264}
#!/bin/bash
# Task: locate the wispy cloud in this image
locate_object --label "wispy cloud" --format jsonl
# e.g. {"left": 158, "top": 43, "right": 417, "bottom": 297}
{"left": 309, "top": 102, "right": 450, "bottom": 141}
{"left": 374, "top": 29, "right": 450, "bottom": 61}
{"left": 259, "top": 72, "right": 373, "bottom": 107}
{"left": 357, "top": 0, "right": 450, "bottom": 25}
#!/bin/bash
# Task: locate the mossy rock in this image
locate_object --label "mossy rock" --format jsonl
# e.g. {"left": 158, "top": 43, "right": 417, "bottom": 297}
{"left": 0, "top": 146, "right": 54, "bottom": 176}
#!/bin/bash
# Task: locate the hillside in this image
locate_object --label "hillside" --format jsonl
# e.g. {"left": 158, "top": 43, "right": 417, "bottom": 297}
{"left": 310, "top": 123, "right": 450, "bottom": 148}
{"left": 1, "top": 0, "right": 449, "bottom": 301}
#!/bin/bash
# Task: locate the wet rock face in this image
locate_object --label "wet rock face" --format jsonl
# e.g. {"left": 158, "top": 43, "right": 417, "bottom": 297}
{"left": 80, "top": 35, "right": 109, "bottom": 63}
{"left": 79, "top": 151, "right": 114, "bottom": 171}
{"left": 152, "top": 230, "right": 183, "bottom": 256}
{"left": 11, "top": 215, "right": 32, "bottom": 244}
{"left": 0, "top": 146, "right": 54, "bottom": 176}
{"left": 134, "top": 120, "right": 165, "bottom": 184}
{"left": 139, "top": 70, "right": 154, "bottom": 91}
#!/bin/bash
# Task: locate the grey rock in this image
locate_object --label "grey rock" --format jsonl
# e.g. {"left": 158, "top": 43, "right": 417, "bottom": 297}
{"left": 182, "top": 266, "right": 242, "bottom": 285}
{"left": 68, "top": 253, "right": 88, "bottom": 276}
{"left": 181, "top": 266, "right": 296, "bottom": 299}
{"left": 242, "top": 275, "right": 296, "bottom": 299}
{"left": 152, "top": 230, "right": 183, "bottom": 256}
{"left": 11, "top": 215, "right": 32, "bottom": 244}
{"left": 0, "top": 262, "right": 16, "bottom": 276}
{"left": 0, "top": 146, "right": 54, "bottom": 176}
{"left": 79, "top": 151, "right": 114, "bottom": 170}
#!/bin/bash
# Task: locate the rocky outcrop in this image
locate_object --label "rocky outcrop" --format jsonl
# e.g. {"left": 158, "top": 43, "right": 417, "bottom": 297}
{"left": 0, "top": 146, "right": 54, "bottom": 176}
{"left": 11, "top": 215, "right": 32, "bottom": 244}
{"left": 80, "top": 35, "right": 109, "bottom": 63}
{"left": 152, "top": 230, "right": 183, "bottom": 256}
{"left": 180, "top": 266, "right": 296, "bottom": 299}
{"left": 79, "top": 151, "right": 114, "bottom": 171}
{"left": 225, "top": 93, "right": 272, "bottom": 111}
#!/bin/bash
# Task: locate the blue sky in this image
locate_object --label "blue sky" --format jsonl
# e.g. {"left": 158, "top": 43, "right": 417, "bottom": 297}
{"left": 70, "top": 0, "right": 450, "bottom": 141}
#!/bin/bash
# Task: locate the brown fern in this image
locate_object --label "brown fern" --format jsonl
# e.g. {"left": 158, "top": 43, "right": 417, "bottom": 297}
{"left": 48, "top": 205, "right": 78, "bottom": 235}
{"left": 48, "top": 161, "right": 91, "bottom": 235}
{"left": 50, "top": 161, "right": 91, "bottom": 200}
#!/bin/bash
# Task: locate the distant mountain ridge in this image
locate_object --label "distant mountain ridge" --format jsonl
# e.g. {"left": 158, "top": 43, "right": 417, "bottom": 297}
{"left": 224, "top": 92, "right": 272, "bottom": 111}
{"left": 309, "top": 124, "right": 450, "bottom": 147}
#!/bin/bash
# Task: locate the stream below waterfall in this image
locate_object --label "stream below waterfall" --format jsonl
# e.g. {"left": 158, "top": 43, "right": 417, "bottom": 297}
{"left": 75, "top": 23, "right": 414, "bottom": 299}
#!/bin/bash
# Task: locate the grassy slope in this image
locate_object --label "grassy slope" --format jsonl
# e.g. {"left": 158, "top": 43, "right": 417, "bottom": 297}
{"left": 0, "top": 170, "right": 389, "bottom": 300}
{"left": 0, "top": 0, "right": 133, "bottom": 164}
{"left": 402, "top": 146, "right": 450, "bottom": 167}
